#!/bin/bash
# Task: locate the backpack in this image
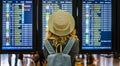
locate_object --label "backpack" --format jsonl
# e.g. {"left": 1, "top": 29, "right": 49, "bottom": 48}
{"left": 44, "top": 38, "right": 75, "bottom": 66}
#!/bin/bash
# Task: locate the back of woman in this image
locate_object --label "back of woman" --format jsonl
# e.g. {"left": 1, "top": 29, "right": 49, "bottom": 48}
{"left": 44, "top": 10, "right": 79, "bottom": 66}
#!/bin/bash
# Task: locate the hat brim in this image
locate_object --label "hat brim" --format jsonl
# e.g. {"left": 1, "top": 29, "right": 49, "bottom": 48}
{"left": 48, "top": 11, "right": 75, "bottom": 36}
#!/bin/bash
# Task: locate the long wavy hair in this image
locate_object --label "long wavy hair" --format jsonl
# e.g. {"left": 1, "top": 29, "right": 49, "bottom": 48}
{"left": 46, "top": 29, "right": 79, "bottom": 48}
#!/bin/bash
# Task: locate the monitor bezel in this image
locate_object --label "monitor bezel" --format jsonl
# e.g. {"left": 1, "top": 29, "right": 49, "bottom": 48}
{"left": 116, "top": 0, "right": 120, "bottom": 53}
{"left": 77, "top": 0, "right": 117, "bottom": 54}
{"left": 0, "top": 0, "right": 37, "bottom": 54}
{"left": 38, "top": 0, "right": 77, "bottom": 52}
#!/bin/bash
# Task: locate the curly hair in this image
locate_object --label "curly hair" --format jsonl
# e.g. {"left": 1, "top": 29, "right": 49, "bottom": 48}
{"left": 46, "top": 29, "right": 79, "bottom": 51}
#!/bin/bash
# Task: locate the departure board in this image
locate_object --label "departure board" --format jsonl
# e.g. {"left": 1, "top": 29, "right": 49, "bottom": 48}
{"left": 82, "top": 0, "right": 112, "bottom": 50}
{"left": 2, "top": 0, "right": 33, "bottom": 50}
{"left": 42, "top": 0, "right": 72, "bottom": 49}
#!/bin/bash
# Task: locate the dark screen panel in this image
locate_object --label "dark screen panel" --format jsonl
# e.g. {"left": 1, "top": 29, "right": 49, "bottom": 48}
{"left": 42, "top": 0, "right": 73, "bottom": 50}
{"left": 82, "top": 0, "right": 112, "bottom": 50}
{"left": 2, "top": 0, "right": 35, "bottom": 51}
{"left": 117, "top": 0, "right": 120, "bottom": 53}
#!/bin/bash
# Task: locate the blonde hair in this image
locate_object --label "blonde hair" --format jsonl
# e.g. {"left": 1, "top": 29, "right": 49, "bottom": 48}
{"left": 46, "top": 29, "right": 78, "bottom": 48}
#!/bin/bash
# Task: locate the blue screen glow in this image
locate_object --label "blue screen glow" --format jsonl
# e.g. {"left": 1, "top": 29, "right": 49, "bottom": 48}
{"left": 42, "top": 0, "right": 72, "bottom": 49}
{"left": 2, "top": 0, "right": 33, "bottom": 50}
{"left": 82, "top": 0, "right": 112, "bottom": 50}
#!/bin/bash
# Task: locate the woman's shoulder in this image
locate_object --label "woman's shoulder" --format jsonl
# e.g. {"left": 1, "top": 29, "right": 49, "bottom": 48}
{"left": 70, "top": 38, "right": 79, "bottom": 44}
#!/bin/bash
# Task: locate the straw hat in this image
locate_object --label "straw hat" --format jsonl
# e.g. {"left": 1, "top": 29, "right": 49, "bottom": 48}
{"left": 48, "top": 10, "right": 75, "bottom": 36}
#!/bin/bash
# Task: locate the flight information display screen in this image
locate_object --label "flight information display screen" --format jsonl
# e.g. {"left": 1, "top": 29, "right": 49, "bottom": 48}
{"left": 82, "top": 0, "right": 112, "bottom": 50}
{"left": 42, "top": 0, "right": 72, "bottom": 49}
{"left": 2, "top": 0, "right": 33, "bottom": 50}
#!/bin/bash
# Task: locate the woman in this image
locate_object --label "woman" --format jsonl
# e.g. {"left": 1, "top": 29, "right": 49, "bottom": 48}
{"left": 44, "top": 10, "right": 79, "bottom": 66}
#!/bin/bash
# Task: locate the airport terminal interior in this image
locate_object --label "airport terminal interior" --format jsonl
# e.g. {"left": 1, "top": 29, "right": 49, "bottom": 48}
{"left": 0, "top": 54, "right": 120, "bottom": 66}
{"left": 1, "top": 0, "right": 120, "bottom": 66}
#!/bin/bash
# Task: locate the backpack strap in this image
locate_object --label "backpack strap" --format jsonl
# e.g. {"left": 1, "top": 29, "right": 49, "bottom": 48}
{"left": 44, "top": 40, "right": 56, "bottom": 54}
{"left": 62, "top": 38, "right": 75, "bottom": 54}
